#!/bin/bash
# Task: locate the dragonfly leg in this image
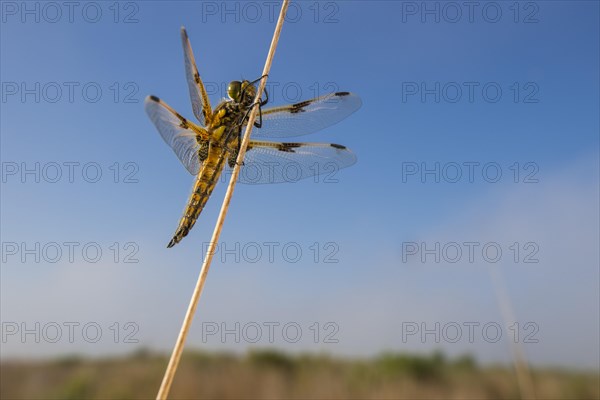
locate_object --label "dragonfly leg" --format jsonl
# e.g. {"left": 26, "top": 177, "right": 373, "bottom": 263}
{"left": 253, "top": 100, "right": 264, "bottom": 128}
{"left": 238, "top": 98, "right": 264, "bottom": 129}
{"left": 233, "top": 126, "right": 245, "bottom": 167}
{"left": 252, "top": 87, "right": 268, "bottom": 128}
{"left": 240, "top": 74, "right": 269, "bottom": 107}
{"left": 260, "top": 86, "right": 269, "bottom": 106}
{"left": 247, "top": 74, "right": 269, "bottom": 91}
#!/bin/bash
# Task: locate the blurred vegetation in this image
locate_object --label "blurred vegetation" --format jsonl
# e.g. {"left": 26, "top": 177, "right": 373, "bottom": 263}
{"left": 1, "top": 349, "right": 598, "bottom": 399}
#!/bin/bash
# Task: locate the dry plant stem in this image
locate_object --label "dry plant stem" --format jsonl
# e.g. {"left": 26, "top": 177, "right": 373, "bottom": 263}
{"left": 155, "top": 1, "right": 290, "bottom": 398}
{"left": 489, "top": 266, "right": 536, "bottom": 399}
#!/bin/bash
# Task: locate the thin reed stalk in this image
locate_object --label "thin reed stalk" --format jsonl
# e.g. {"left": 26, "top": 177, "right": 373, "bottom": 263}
{"left": 156, "top": 2, "right": 290, "bottom": 398}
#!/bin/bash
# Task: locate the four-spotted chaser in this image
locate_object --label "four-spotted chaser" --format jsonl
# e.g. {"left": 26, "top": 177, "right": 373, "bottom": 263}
{"left": 145, "top": 27, "right": 361, "bottom": 248}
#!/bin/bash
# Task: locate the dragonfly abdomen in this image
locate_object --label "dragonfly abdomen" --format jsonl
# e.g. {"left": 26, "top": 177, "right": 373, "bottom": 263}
{"left": 167, "top": 147, "right": 226, "bottom": 248}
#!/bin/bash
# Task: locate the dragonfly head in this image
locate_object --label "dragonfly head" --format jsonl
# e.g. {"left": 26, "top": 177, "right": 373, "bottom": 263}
{"left": 227, "top": 80, "right": 256, "bottom": 105}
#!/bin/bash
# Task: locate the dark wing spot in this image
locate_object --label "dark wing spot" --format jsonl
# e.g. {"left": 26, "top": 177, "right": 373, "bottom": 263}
{"left": 176, "top": 113, "right": 189, "bottom": 129}
{"left": 194, "top": 72, "right": 201, "bottom": 84}
{"left": 330, "top": 143, "right": 346, "bottom": 150}
{"left": 290, "top": 100, "right": 312, "bottom": 114}
{"left": 149, "top": 95, "right": 160, "bottom": 102}
{"left": 335, "top": 92, "right": 350, "bottom": 97}
{"left": 181, "top": 27, "right": 189, "bottom": 40}
{"left": 277, "top": 143, "right": 302, "bottom": 153}
{"left": 227, "top": 151, "right": 239, "bottom": 169}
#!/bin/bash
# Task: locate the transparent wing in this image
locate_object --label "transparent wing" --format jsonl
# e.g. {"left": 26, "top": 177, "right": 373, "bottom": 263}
{"left": 181, "top": 27, "right": 213, "bottom": 126}
{"left": 250, "top": 92, "right": 362, "bottom": 138}
{"left": 144, "top": 95, "right": 208, "bottom": 175}
{"left": 226, "top": 140, "right": 357, "bottom": 184}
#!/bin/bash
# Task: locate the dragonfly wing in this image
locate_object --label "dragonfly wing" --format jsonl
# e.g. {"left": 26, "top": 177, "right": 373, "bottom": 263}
{"left": 144, "top": 95, "right": 208, "bottom": 175}
{"left": 181, "top": 27, "right": 213, "bottom": 126}
{"left": 226, "top": 140, "right": 357, "bottom": 184}
{"left": 250, "top": 92, "right": 362, "bottom": 138}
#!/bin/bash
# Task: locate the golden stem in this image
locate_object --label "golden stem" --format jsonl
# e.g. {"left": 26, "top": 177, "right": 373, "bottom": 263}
{"left": 155, "top": 1, "right": 290, "bottom": 398}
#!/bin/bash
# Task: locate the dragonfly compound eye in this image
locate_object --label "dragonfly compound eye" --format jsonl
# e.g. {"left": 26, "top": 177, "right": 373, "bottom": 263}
{"left": 227, "top": 81, "right": 242, "bottom": 102}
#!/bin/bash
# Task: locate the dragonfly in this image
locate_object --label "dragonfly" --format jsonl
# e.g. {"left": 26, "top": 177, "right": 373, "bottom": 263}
{"left": 145, "top": 27, "right": 361, "bottom": 248}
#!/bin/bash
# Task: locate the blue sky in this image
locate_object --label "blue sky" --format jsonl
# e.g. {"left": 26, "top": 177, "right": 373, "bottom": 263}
{"left": 1, "top": 1, "right": 598, "bottom": 369}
